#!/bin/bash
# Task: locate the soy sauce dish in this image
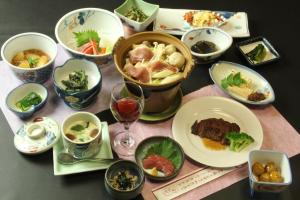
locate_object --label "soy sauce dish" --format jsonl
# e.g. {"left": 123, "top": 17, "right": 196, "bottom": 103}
{"left": 6, "top": 83, "right": 48, "bottom": 119}
{"left": 135, "top": 136, "right": 184, "bottom": 181}
{"left": 105, "top": 160, "right": 145, "bottom": 200}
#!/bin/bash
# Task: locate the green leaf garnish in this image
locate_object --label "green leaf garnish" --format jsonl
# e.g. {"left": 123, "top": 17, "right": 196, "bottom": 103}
{"left": 73, "top": 30, "right": 100, "bottom": 47}
{"left": 221, "top": 72, "right": 247, "bottom": 89}
{"left": 246, "top": 44, "right": 267, "bottom": 62}
{"left": 144, "top": 139, "right": 182, "bottom": 169}
{"left": 28, "top": 57, "right": 39, "bottom": 68}
{"left": 70, "top": 124, "right": 85, "bottom": 132}
{"left": 16, "top": 92, "right": 42, "bottom": 111}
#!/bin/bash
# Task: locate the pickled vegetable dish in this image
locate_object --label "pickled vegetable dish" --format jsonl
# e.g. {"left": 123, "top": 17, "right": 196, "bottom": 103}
{"left": 16, "top": 92, "right": 42, "bottom": 111}
{"left": 191, "top": 40, "right": 218, "bottom": 54}
{"left": 109, "top": 170, "right": 138, "bottom": 191}
{"left": 124, "top": 41, "right": 186, "bottom": 84}
{"left": 65, "top": 121, "right": 99, "bottom": 143}
{"left": 252, "top": 161, "right": 284, "bottom": 183}
{"left": 11, "top": 49, "right": 50, "bottom": 68}
{"left": 125, "top": 7, "right": 148, "bottom": 22}
{"left": 61, "top": 70, "right": 88, "bottom": 92}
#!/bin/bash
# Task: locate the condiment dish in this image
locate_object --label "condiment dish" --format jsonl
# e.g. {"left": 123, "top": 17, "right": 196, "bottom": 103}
{"left": 248, "top": 150, "right": 292, "bottom": 194}
{"left": 114, "top": 0, "right": 159, "bottom": 32}
{"left": 6, "top": 83, "right": 48, "bottom": 119}
{"left": 53, "top": 58, "right": 102, "bottom": 110}
{"left": 181, "top": 27, "right": 232, "bottom": 63}
{"left": 1, "top": 32, "right": 57, "bottom": 83}
{"left": 55, "top": 8, "right": 124, "bottom": 66}
{"left": 105, "top": 160, "right": 145, "bottom": 200}
{"left": 135, "top": 136, "right": 184, "bottom": 181}
{"left": 236, "top": 36, "right": 280, "bottom": 67}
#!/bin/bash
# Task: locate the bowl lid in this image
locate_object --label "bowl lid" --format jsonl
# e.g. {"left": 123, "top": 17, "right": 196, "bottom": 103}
{"left": 14, "top": 117, "right": 60, "bottom": 154}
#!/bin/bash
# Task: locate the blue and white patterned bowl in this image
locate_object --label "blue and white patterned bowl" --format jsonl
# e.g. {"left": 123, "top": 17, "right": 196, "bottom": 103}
{"left": 181, "top": 27, "right": 232, "bottom": 63}
{"left": 55, "top": 8, "right": 124, "bottom": 66}
{"left": 6, "top": 83, "right": 48, "bottom": 119}
{"left": 1, "top": 32, "right": 57, "bottom": 83}
{"left": 53, "top": 58, "right": 102, "bottom": 110}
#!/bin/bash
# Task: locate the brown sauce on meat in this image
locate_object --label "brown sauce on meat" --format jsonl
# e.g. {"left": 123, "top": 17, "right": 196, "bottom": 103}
{"left": 202, "top": 138, "right": 226, "bottom": 150}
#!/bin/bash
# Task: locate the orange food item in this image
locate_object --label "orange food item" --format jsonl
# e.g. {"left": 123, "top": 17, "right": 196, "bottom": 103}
{"left": 143, "top": 154, "right": 175, "bottom": 176}
{"left": 183, "top": 11, "right": 194, "bottom": 23}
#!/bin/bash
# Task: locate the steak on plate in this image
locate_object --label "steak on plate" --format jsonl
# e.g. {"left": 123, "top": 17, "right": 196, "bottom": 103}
{"left": 191, "top": 118, "right": 240, "bottom": 145}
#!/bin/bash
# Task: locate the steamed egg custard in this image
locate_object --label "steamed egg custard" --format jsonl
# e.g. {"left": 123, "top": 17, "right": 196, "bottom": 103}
{"left": 65, "top": 120, "right": 98, "bottom": 143}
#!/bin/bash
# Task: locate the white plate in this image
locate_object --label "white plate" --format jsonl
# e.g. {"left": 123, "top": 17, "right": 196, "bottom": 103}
{"left": 153, "top": 8, "right": 250, "bottom": 38}
{"left": 172, "top": 96, "right": 263, "bottom": 168}
{"left": 209, "top": 61, "right": 275, "bottom": 105}
{"left": 53, "top": 122, "right": 114, "bottom": 175}
{"left": 14, "top": 117, "right": 60, "bottom": 154}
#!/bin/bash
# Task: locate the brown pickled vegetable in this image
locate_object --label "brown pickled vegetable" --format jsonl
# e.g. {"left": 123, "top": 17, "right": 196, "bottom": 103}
{"left": 247, "top": 92, "right": 266, "bottom": 102}
{"left": 191, "top": 40, "right": 218, "bottom": 54}
{"left": 251, "top": 161, "right": 284, "bottom": 183}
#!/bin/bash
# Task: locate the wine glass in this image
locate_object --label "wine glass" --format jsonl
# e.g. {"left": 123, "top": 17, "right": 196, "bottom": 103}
{"left": 110, "top": 81, "right": 144, "bottom": 156}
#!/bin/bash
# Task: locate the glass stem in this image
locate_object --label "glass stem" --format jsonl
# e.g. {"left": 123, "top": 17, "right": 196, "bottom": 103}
{"left": 123, "top": 122, "right": 130, "bottom": 144}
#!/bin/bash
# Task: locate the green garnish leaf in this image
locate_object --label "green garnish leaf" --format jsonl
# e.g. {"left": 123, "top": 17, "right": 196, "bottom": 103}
{"left": 16, "top": 92, "right": 42, "bottom": 111}
{"left": 221, "top": 72, "right": 247, "bottom": 89}
{"left": 70, "top": 124, "right": 85, "bottom": 132}
{"left": 28, "top": 57, "right": 39, "bottom": 68}
{"left": 144, "top": 139, "right": 182, "bottom": 168}
{"left": 73, "top": 30, "right": 100, "bottom": 47}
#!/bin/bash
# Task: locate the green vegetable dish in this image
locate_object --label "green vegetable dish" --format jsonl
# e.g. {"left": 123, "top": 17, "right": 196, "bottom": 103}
{"left": 246, "top": 44, "right": 267, "bottom": 63}
{"left": 16, "top": 92, "right": 42, "bottom": 111}
{"left": 125, "top": 7, "right": 148, "bottom": 22}
{"left": 225, "top": 132, "right": 255, "bottom": 152}
{"left": 61, "top": 70, "right": 88, "bottom": 92}
{"left": 221, "top": 72, "right": 247, "bottom": 89}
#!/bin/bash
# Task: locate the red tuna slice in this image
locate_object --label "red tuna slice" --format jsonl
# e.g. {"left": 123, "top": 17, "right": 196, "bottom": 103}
{"left": 142, "top": 154, "right": 175, "bottom": 176}
{"left": 149, "top": 60, "right": 178, "bottom": 73}
{"left": 129, "top": 47, "right": 154, "bottom": 64}
{"left": 126, "top": 64, "right": 150, "bottom": 83}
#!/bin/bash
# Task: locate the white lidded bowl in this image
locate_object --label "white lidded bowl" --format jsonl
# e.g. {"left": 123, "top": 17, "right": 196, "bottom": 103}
{"left": 1, "top": 32, "right": 57, "bottom": 83}
{"left": 181, "top": 27, "right": 232, "bottom": 63}
{"left": 55, "top": 8, "right": 124, "bottom": 65}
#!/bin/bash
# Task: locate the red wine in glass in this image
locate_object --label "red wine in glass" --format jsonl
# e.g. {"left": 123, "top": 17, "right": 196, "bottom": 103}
{"left": 110, "top": 82, "right": 144, "bottom": 156}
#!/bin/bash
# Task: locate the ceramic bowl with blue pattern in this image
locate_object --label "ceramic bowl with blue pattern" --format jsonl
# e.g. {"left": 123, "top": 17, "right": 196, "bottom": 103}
{"left": 53, "top": 58, "right": 102, "bottom": 110}
{"left": 181, "top": 27, "right": 232, "bottom": 63}
{"left": 55, "top": 8, "right": 124, "bottom": 66}
{"left": 105, "top": 160, "right": 145, "bottom": 200}
{"left": 6, "top": 83, "right": 48, "bottom": 119}
{"left": 1, "top": 32, "right": 57, "bottom": 83}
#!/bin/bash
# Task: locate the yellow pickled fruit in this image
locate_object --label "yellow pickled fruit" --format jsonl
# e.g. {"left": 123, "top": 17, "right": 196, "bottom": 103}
{"left": 252, "top": 162, "right": 265, "bottom": 176}
{"left": 150, "top": 167, "right": 158, "bottom": 176}
{"left": 269, "top": 170, "right": 284, "bottom": 183}
{"left": 259, "top": 172, "right": 271, "bottom": 182}
{"left": 265, "top": 162, "right": 277, "bottom": 173}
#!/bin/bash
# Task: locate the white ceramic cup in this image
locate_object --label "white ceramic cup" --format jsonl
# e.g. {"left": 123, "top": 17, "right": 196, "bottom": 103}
{"left": 62, "top": 112, "right": 102, "bottom": 158}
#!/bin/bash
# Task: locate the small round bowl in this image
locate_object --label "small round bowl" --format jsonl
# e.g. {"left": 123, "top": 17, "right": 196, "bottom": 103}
{"left": 53, "top": 58, "right": 102, "bottom": 110}
{"left": 105, "top": 160, "right": 145, "bottom": 200}
{"left": 61, "top": 112, "right": 102, "bottom": 158}
{"left": 6, "top": 83, "right": 48, "bottom": 119}
{"left": 113, "top": 31, "right": 194, "bottom": 113}
{"left": 114, "top": 0, "right": 159, "bottom": 32}
{"left": 1, "top": 32, "right": 57, "bottom": 83}
{"left": 181, "top": 27, "right": 232, "bottom": 63}
{"left": 135, "top": 136, "right": 184, "bottom": 181}
{"left": 55, "top": 8, "right": 124, "bottom": 65}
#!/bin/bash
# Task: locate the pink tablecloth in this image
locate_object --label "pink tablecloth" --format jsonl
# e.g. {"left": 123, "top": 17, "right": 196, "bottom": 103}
{"left": 109, "top": 84, "right": 300, "bottom": 200}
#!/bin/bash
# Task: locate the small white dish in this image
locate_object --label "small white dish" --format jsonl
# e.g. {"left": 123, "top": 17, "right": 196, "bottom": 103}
{"left": 14, "top": 117, "right": 60, "bottom": 154}
{"left": 114, "top": 0, "right": 159, "bottom": 31}
{"left": 209, "top": 61, "right": 275, "bottom": 105}
{"left": 182, "top": 27, "right": 232, "bottom": 63}
{"left": 6, "top": 83, "right": 48, "bottom": 119}
{"left": 53, "top": 122, "right": 113, "bottom": 176}
{"left": 248, "top": 150, "right": 292, "bottom": 194}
